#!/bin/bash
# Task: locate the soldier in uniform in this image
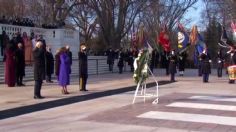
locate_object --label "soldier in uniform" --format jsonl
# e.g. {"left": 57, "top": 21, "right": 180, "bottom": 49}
{"left": 217, "top": 49, "right": 224, "bottom": 77}
{"left": 227, "top": 46, "right": 236, "bottom": 84}
{"left": 200, "top": 48, "right": 212, "bottom": 83}
{"left": 178, "top": 51, "right": 187, "bottom": 76}
{"left": 150, "top": 49, "right": 159, "bottom": 73}
{"left": 78, "top": 44, "right": 88, "bottom": 91}
{"left": 169, "top": 50, "right": 178, "bottom": 82}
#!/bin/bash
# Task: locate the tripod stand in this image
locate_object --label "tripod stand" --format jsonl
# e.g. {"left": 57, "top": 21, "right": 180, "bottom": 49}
{"left": 132, "top": 66, "right": 159, "bottom": 104}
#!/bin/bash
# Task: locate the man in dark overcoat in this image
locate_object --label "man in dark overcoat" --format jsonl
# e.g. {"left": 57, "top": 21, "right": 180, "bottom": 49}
{"left": 15, "top": 43, "right": 25, "bottom": 86}
{"left": 33, "top": 41, "right": 45, "bottom": 99}
{"left": 45, "top": 46, "right": 54, "bottom": 83}
{"left": 78, "top": 44, "right": 88, "bottom": 91}
{"left": 106, "top": 48, "right": 115, "bottom": 72}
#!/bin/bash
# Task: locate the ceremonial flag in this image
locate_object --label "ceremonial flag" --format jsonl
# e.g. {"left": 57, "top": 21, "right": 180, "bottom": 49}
{"left": 177, "top": 23, "right": 189, "bottom": 50}
{"left": 190, "top": 25, "right": 206, "bottom": 54}
{"left": 231, "top": 21, "right": 236, "bottom": 42}
{"left": 190, "top": 25, "right": 198, "bottom": 45}
{"left": 218, "top": 23, "right": 230, "bottom": 48}
{"left": 131, "top": 26, "right": 137, "bottom": 48}
{"left": 136, "top": 25, "right": 145, "bottom": 49}
{"left": 158, "top": 25, "right": 170, "bottom": 52}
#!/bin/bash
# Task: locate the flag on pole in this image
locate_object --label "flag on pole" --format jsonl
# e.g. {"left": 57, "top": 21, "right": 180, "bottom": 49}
{"left": 158, "top": 25, "right": 170, "bottom": 52}
{"left": 177, "top": 23, "right": 189, "bottom": 50}
{"left": 190, "top": 25, "right": 206, "bottom": 54}
{"left": 136, "top": 25, "right": 145, "bottom": 49}
{"left": 231, "top": 21, "right": 236, "bottom": 42}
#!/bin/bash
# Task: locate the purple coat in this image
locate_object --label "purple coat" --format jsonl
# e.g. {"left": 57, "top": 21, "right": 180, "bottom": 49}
{"left": 58, "top": 53, "right": 70, "bottom": 86}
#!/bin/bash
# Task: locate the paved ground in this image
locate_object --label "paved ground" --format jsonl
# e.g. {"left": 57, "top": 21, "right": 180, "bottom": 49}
{"left": 0, "top": 68, "right": 236, "bottom": 132}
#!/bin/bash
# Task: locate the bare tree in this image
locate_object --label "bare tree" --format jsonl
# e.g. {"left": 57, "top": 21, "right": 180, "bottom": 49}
{"left": 140, "top": 0, "right": 197, "bottom": 48}
{"left": 85, "top": 0, "right": 147, "bottom": 49}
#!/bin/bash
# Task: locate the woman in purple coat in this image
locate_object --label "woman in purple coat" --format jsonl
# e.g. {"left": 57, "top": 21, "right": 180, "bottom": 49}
{"left": 59, "top": 47, "right": 70, "bottom": 94}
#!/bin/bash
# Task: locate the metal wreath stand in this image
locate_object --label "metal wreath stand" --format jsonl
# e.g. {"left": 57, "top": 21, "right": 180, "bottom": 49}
{"left": 132, "top": 62, "right": 159, "bottom": 104}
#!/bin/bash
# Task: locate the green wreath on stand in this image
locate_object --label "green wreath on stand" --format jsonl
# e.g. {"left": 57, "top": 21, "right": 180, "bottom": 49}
{"left": 133, "top": 49, "right": 150, "bottom": 84}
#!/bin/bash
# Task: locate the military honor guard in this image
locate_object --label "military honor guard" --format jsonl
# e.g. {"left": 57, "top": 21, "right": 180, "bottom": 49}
{"left": 200, "top": 48, "right": 211, "bottom": 83}
{"left": 78, "top": 44, "right": 88, "bottom": 91}
{"left": 169, "top": 50, "right": 178, "bottom": 82}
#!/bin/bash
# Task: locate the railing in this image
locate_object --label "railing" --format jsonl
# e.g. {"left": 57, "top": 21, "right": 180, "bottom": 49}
{"left": 0, "top": 56, "right": 130, "bottom": 78}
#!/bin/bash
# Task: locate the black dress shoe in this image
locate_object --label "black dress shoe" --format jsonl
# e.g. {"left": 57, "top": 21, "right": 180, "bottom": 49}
{"left": 20, "top": 83, "right": 25, "bottom": 86}
{"left": 34, "top": 96, "right": 45, "bottom": 99}
{"left": 80, "top": 89, "right": 88, "bottom": 91}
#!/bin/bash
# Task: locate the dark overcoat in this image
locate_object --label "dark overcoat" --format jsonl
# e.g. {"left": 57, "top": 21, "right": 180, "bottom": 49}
{"left": 33, "top": 47, "right": 45, "bottom": 80}
{"left": 45, "top": 51, "right": 54, "bottom": 75}
{"left": 178, "top": 52, "right": 187, "bottom": 71}
{"left": 200, "top": 53, "right": 211, "bottom": 74}
{"left": 78, "top": 51, "right": 88, "bottom": 78}
{"left": 55, "top": 53, "right": 61, "bottom": 77}
{"left": 169, "top": 54, "right": 177, "bottom": 74}
{"left": 15, "top": 48, "right": 25, "bottom": 77}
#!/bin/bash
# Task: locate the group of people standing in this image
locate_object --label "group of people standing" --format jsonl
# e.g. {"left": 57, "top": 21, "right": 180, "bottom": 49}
{"left": 33, "top": 43, "right": 74, "bottom": 99}
{"left": 33, "top": 43, "right": 88, "bottom": 99}
{"left": 159, "top": 49, "right": 187, "bottom": 82}
{"left": 1, "top": 31, "right": 35, "bottom": 87}
{"left": 167, "top": 46, "right": 236, "bottom": 84}
{"left": 106, "top": 48, "right": 138, "bottom": 74}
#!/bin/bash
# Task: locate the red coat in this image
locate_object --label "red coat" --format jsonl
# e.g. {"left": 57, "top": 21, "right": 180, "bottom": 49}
{"left": 5, "top": 49, "right": 16, "bottom": 87}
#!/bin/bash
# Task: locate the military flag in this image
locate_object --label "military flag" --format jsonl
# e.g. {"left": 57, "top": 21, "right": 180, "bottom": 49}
{"left": 177, "top": 23, "right": 189, "bottom": 52}
{"left": 158, "top": 25, "right": 171, "bottom": 52}
{"left": 231, "top": 21, "right": 236, "bottom": 42}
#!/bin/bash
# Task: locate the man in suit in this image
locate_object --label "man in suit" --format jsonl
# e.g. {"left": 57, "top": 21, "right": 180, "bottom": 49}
{"left": 15, "top": 43, "right": 25, "bottom": 86}
{"left": 33, "top": 41, "right": 46, "bottom": 99}
{"left": 78, "top": 44, "right": 88, "bottom": 91}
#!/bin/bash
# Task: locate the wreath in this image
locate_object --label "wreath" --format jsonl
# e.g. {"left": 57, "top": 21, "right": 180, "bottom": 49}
{"left": 133, "top": 49, "right": 149, "bottom": 84}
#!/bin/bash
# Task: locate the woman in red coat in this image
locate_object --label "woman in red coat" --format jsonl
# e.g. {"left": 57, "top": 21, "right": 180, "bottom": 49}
{"left": 4, "top": 43, "right": 16, "bottom": 87}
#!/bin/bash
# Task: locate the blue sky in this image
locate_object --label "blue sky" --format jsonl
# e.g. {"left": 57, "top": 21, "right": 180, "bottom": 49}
{"left": 183, "top": 0, "right": 205, "bottom": 29}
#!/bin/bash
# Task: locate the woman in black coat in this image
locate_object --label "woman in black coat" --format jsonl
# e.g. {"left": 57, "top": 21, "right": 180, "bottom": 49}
{"left": 200, "top": 49, "right": 211, "bottom": 83}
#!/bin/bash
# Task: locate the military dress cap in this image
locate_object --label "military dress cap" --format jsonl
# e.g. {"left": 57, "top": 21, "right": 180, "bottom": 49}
{"left": 80, "top": 43, "right": 86, "bottom": 50}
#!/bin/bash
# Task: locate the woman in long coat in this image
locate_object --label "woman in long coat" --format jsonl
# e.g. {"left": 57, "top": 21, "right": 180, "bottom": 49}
{"left": 4, "top": 42, "right": 16, "bottom": 87}
{"left": 58, "top": 47, "right": 70, "bottom": 94}
{"left": 23, "top": 32, "right": 33, "bottom": 65}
